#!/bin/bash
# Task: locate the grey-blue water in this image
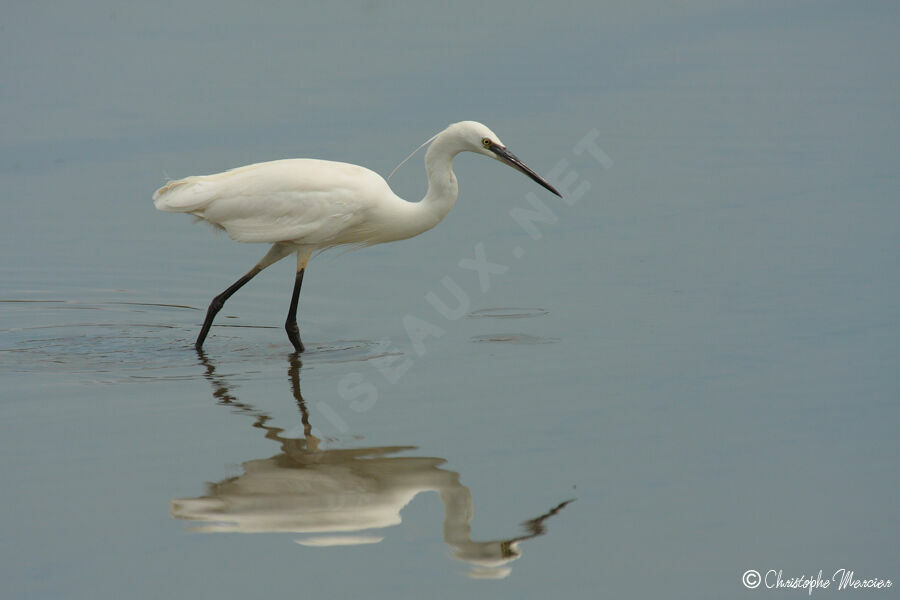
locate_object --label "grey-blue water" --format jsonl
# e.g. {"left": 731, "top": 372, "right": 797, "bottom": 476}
{"left": 2, "top": 2, "right": 898, "bottom": 598}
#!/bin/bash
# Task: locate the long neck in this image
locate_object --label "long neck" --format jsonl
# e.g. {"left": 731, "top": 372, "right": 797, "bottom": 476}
{"left": 377, "top": 131, "right": 461, "bottom": 244}
{"left": 417, "top": 133, "right": 461, "bottom": 230}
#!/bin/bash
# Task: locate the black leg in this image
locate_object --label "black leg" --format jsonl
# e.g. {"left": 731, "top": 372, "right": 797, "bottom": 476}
{"left": 285, "top": 268, "right": 305, "bottom": 353}
{"left": 195, "top": 266, "right": 262, "bottom": 350}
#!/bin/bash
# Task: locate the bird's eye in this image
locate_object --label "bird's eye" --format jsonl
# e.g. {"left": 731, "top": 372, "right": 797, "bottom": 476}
{"left": 481, "top": 137, "right": 492, "bottom": 148}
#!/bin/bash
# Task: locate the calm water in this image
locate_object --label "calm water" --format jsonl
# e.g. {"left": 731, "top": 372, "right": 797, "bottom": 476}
{"left": 2, "top": 2, "right": 898, "bottom": 598}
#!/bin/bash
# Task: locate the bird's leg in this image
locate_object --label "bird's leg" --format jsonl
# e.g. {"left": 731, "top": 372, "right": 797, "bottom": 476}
{"left": 285, "top": 269, "right": 305, "bottom": 352}
{"left": 195, "top": 268, "right": 261, "bottom": 350}
{"left": 285, "top": 251, "right": 311, "bottom": 353}
{"left": 195, "top": 244, "right": 293, "bottom": 350}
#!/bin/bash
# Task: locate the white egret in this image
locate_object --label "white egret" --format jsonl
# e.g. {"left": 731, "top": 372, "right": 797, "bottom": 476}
{"left": 153, "top": 121, "right": 561, "bottom": 352}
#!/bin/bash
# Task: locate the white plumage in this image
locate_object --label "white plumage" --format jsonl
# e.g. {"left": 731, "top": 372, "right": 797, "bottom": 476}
{"left": 155, "top": 159, "right": 393, "bottom": 245}
{"left": 154, "top": 121, "right": 560, "bottom": 352}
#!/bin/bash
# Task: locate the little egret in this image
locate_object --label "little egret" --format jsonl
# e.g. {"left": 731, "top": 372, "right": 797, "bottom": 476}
{"left": 153, "top": 121, "right": 561, "bottom": 352}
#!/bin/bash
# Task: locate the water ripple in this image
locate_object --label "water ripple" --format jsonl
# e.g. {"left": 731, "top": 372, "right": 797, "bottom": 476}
{"left": 467, "top": 307, "right": 549, "bottom": 319}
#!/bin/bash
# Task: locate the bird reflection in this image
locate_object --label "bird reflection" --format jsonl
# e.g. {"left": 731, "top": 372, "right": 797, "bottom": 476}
{"left": 171, "top": 352, "right": 572, "bottom": 579}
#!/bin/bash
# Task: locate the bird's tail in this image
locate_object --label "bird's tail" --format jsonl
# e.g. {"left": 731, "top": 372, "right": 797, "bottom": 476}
{"left": 152, "top": 177, "right": 214, "bottom": 213}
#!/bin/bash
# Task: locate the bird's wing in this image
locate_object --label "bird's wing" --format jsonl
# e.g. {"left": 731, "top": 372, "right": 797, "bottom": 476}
{"left": 154, "top": 159, "right": 390, "bottom": 245}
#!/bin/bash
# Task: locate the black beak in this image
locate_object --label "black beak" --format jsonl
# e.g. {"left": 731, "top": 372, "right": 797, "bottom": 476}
{"left": 491, "top": 144, "right": 561, "bottom": 197}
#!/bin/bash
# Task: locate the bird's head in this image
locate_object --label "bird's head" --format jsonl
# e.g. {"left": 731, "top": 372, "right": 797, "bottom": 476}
{"left": 443, "top": 121, "right": 561, "bottom": 197}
